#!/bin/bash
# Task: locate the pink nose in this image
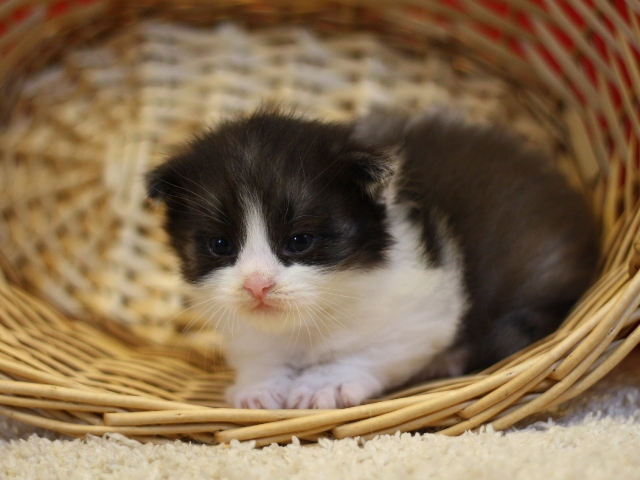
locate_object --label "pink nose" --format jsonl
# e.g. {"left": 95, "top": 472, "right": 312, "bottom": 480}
{"left": 243, "top": 276, "right": 274, "bottom": 300}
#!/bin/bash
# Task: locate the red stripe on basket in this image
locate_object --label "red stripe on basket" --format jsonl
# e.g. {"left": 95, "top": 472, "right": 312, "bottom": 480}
{"left": 614, "top": 55, "right": 633, "bottom": 91}
{"left": 536, "top": 43, "right": 565, "bottom": 76}
{"left": 515, "top": 11, "right": 535, "bottom": 33}
{"left": 581, "top": 56, "right": 598, "bottom": 88}
{"left": 47, "top": 1, "right": 71, "bottom": 19}
{"left": 558, "top": 0, "right": 586, "bottom": 28}
{"left": 508, "top": 39, "right": 525, "bottom": 58}
{"left": 475, "top": 23, "right": 504, "bottom": 42}
{"left": 11, "top": 5, "right": 32, "bottom": 23}
{"left": 547, "top": 22, "right": 576, "bottom": 52}
{"left": 614, "top": 0, "right": 629, "bottom": 21}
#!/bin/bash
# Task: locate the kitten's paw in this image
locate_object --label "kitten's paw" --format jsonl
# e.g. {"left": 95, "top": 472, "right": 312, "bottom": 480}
{"left": 285, "top": 368, "right": 381, "bottom": 409}
{"left": 286, "top": 381, "right": 367, "bottom": 409}
{"left": 227, "top": 378, "right": 292, "bottom": 409}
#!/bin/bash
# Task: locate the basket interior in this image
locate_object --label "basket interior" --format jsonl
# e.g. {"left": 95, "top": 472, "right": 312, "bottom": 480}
{"left": 1, "top": 18, "right": 564, "bottom": 328}
{"left": 1, "top": 0, "right": 640, "bottom": 446}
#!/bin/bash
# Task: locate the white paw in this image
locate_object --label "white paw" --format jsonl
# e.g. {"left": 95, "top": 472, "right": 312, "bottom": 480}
{"left": 227, "top": 377, "right": 292, "bottom": 409}
{"left": 285, "top": 368, "right": 381, "bottom": 409}
{"left": 286, "top": 381, "right": 367, "bottom": 409}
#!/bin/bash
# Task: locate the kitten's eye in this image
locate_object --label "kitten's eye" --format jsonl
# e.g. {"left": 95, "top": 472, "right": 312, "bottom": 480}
{"left": 208, "top": 237, "right": 236, "bottom": 256}
{"left": 287, "top": 234, "right": 314, "bottom": 253}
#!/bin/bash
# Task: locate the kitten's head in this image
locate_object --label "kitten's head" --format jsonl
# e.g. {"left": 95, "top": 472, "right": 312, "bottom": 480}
{"left": 146, "top": 110, "right": 395, "bottom": 332}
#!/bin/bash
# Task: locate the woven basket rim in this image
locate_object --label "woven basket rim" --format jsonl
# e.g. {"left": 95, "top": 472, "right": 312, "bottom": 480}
{"left": 1, "top": 0, "right": 639, "bottom": 446}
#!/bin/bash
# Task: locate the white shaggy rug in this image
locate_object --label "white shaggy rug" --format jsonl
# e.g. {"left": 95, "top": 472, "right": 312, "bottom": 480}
{"left": 2, "top": 351, "right": 640, "bottom": 480}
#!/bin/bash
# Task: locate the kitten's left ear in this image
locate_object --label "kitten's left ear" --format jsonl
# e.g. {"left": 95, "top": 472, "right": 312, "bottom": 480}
{"left": 347, "top": 148, "right": 397, "bottom": 199}
{"left": 145, "top": 161, "right": 178, "bottom": 203}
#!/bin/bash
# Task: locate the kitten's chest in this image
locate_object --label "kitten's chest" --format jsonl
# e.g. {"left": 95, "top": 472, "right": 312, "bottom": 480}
{"left": 288, "top": 234, "right": 469, "bottom": 367}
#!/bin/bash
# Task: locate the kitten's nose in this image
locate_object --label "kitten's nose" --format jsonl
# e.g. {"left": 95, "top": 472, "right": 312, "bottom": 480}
{"left": 243, "top": 275, "right": 274, "bottom": 300}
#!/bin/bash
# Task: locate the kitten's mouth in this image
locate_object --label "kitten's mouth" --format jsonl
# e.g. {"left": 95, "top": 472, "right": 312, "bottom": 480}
{"left": 252, "top": 302, "right": 277, "bottom": 313}
{"left": 245, "top": 299, "right": 282, "bottom": 315}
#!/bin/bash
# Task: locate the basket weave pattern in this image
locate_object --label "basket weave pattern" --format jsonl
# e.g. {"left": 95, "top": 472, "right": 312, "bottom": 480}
{"left": 0, "top": 0, "right": 639, "bottom": 445}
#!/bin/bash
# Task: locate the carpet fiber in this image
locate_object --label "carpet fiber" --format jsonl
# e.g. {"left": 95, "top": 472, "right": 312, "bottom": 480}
{"left": 2, "top": 352, "right": 639, "bottom": 479}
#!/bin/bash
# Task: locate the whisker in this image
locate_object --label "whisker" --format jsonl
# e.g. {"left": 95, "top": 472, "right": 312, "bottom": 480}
{"left": 210, "top": 302, "right": 231, "bottom": 334}
{"left": 295, "top": 303, "right": 314, "bottom": 350}
{"left": 313, "top": 284, "right": 362, "bottom": 293}
{"left": 219, "top": 305, "right": 231, "bottom": 336}
{"left": 306, "top": 304, "right": 338, "bottom": 345}
{"left": 160, "top": 296, "right": 214, "bottom": 334}
{"left": 227, "top": 307, "right": 238, "bottom": 341}
{"left": 312, "top": 288, "right": 364, "bottom": 301}
{"left": 191, "top": 301, "right": 221, "bottom": 365}
{"left": 304, "top": 293, "right": 358, "bottom": 323}
{"left": 307, "top": 301, "right": 348, "bottom": 330}
{"left": 292, "top": 306, "right": 303, "bottom": 352}
{"left": 201, "top": 302, "right": 226, "bottom": 369}
{"left": 162, "top": 193, "right": 224, "bottom": 223}
{"left": 302, "top": 304, "right": 333, "bottom": 354}
{"left": 270, "top": 286, "right": 360, "bottom": 313}
{"left": 283, "top": 306, "right": 297, "bottom": 352}
{"left": 168, "top": 296, "right": 222, "bottom": 361}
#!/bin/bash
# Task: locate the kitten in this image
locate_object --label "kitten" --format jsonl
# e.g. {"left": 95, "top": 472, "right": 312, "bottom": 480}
{"left": 146, "top": 107, "right": 599, "bottom": 409}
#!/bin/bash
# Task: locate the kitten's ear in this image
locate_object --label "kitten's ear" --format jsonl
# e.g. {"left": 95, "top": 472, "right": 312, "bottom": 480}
{"left": 348, "top": 149, "right": 397, "bottom": 199}
{"left": 145, "top": 161, "right": 178, "bottom": 202}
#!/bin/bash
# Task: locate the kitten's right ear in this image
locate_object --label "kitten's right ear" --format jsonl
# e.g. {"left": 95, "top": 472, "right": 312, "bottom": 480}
{"left": 346, "top": 148, "right": 397, "bottom": 200}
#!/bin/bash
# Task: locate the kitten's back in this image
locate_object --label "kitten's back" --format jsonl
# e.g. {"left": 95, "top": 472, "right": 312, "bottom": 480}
{"left": 386, "top": 113, "right": 599, "bottom": 372}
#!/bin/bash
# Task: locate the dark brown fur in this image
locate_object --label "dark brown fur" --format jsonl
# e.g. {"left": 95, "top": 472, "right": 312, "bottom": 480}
{"left": 359, "top": 112, "right": 600, "bottom": 371}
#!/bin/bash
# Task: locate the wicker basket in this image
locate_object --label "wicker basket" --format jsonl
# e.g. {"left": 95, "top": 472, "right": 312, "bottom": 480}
{"left": 1, "top": 0, "right": 639, "bottom": 446}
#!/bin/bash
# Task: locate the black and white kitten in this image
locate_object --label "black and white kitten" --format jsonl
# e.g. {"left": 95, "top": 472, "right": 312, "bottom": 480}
{"left": 146, "top": 107, "right": 599, "bottom": 409}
